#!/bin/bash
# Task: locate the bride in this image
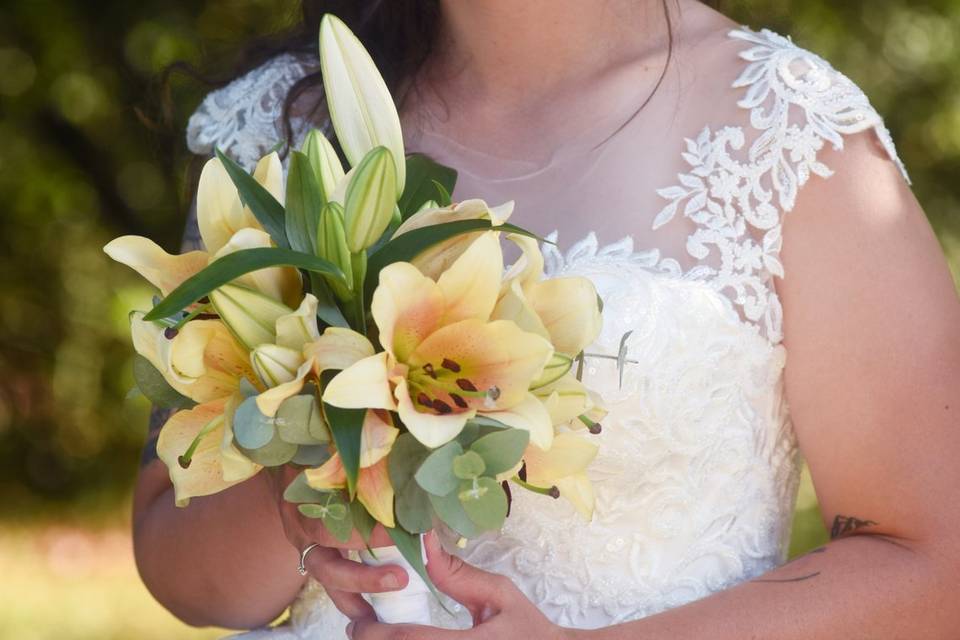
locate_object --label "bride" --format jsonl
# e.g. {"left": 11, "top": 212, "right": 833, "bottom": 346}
{"left": 132, "top": 1, "right": 960, "bottom": 638}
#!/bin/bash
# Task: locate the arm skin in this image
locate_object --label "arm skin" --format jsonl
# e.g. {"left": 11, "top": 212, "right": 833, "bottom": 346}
{"left": 575, "top": 133, "right": 960, "bottom": 638}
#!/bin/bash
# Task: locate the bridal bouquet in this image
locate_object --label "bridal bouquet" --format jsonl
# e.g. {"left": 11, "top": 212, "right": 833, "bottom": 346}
{"left": 105, "top": 14, "right": 605, "bottom": 624}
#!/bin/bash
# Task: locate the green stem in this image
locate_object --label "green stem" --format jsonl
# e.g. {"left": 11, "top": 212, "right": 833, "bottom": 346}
{"left": 511, "top": 476, "right": 559, "bottom": 498}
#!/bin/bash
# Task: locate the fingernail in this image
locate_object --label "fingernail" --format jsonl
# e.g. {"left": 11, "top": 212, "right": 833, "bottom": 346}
{"left": 345, "top": 621, "right": 355, "bottom": 638}
{"left": 381, "top": 573, "right": 401, "bottom": 590}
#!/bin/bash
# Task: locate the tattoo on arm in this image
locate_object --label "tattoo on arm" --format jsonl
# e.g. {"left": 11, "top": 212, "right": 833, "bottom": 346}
{"left": 830, "top": 515, "right": 878, "bottom": 539}
{"left": 141, "top": 406, "right": 174, "bottom": 467}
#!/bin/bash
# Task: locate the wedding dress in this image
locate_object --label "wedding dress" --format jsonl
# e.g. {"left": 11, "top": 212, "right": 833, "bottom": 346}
{"left": 185, "top": 27, "right": 909, "bottom": 638}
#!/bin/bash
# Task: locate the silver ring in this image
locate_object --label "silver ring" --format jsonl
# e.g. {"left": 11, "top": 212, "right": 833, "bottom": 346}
{"left": 298, "top": 543, "right": 321, "bottom": 576}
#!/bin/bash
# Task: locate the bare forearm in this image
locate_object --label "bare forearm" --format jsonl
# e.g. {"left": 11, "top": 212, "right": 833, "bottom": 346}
{"left": 134, "top": 469, "right": 304, "bottom": 629}
{"left": 580, "top": 534, "right": 957, "bottom": 640}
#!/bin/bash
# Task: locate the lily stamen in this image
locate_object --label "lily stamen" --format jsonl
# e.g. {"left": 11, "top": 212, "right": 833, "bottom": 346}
{"left": 177, "top": 415, "right": 223, "bottom": 469}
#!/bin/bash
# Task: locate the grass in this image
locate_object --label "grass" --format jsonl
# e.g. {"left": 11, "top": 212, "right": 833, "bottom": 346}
{"left": 0, "top": 469, "right": 829, "bottom": 639}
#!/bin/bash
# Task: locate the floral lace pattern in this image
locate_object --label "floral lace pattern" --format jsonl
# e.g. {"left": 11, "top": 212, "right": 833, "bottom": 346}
{"left": 194, "top": 27, "right": 910, "bottom": 639}
{"left": 652, "top": 28, "right": 909, "bottom": 343}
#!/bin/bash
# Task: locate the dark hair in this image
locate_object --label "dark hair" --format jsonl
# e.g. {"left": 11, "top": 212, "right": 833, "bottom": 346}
{"left": 177, "top": 0, "right": 722, "bottom": 156}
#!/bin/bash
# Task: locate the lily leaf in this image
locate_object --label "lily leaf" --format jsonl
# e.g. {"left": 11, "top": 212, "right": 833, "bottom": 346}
{"left": 398, "top": 154, "right": 457, "bottom": 217}
{"left": 385, "top": 528, "right": 446, "bottom": 606}
{"left": 285, "top": 151, "right": 324, "bottom": 255}
{"left": 144, "top": 248, "right": 344, "bottom": 321}
{"left": 215, "top": 148, "right": 288, "bottom": 248}
{"left": 323, "top": 402, "right": 365, "bottom": 498}
{"left": 132, "top": 355, "right": 196, "bottom": 410}
{"left": 350, "top": 501, "right": 377, "bottom": 546}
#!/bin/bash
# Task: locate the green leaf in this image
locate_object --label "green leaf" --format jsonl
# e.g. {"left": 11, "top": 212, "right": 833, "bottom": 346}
{"left": 452, "top": 451, "right": 486, "bottom": 480}
{"left": 291, "top": 444, "right": 333, "bottom": 467}
{"left": 215, "top": 148, "right": 288, "bottom": 248}
{"left": 429, "top": 490, "right": 482, "bottom": 539}
{"left": 323, "top": 403, "right": 365, "bottom": 497}
{"left": 365, "top": 220, "right": 543, "bottom": 301}
{"left": 350, "top": 501, "right": 377, "bottom": 546}
{"left": 398, "top": 154, "right": 457, "bottom": 217}
{"left": 299, "top": 495, "right": 354, "bottom": 543}
{"left": 458, "top": 477, "right": 508, "bottom": 531}
{"left": 388, "top": 434, "right": 435, "bottom": 533}
{"left": 431, "top": 179, "right": 452, "bottom": 207}
{"left": 308, "top": 273, "right": 350, "bottom": 328}
{"left": 385, "top": 527, "right": 445, "bottom": 605}
{"left": 276, "top": 395, "right": 329, "bottom": 445}
{"left": 144, "top": 248, "right": 344, "bottom": 321}
{"left": 240, "top": 428, "right": 298, "bottom": 466}
{"left": 469, "top": 428, "right": 529, "bottom": 476}
{"left": 283, "top": 471, "right": 331, "bottom": 504}
{"left": 285, "top": 151, "right": 324, "bottom": 255}
{"left": 132, "top": 355, "right": 196, "bottom": 410}
{"left": 344, "top": 146, "right": 398, "bottom": 253}
{"left": 233, "top": 396, "right": 275, "bottom": 449}
{"left": 414, "top": 441, "right": 463, "bottom": 497}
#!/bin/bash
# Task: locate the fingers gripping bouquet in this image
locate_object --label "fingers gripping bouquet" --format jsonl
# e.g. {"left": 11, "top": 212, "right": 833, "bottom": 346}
{"left": 105, "top": 14, "right": 606, "bottom": 626}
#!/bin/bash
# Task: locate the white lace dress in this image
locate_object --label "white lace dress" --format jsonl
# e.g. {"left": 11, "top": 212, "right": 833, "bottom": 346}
{"left": 186, "top": 27, "right": 909, "bottom": 639}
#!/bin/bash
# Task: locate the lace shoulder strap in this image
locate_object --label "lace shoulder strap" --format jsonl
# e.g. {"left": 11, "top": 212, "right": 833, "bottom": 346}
{"left": 186, "top": 52, "right": 319, "bottom": 170}
{"left": 653, "top": 27, "right": 910, "bottom": 344}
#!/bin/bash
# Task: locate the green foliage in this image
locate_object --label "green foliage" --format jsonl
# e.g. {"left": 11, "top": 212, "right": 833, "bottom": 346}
{"left": 131, "top": 354, "right": 196, "bottom": 410}
{"left": 398, "top": 153, "right": 458, "bottom": 216}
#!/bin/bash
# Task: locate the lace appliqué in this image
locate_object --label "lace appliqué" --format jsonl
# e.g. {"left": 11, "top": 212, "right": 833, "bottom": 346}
{"left": 653, "top": 28, "right": 910, "bottom": 343}
{"left": 186, "top": 52, "right": 321, "bottom": 170}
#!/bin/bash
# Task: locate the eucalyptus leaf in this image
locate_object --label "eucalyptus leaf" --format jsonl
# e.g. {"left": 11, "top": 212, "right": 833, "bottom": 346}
{"left": 238, "top": 377, "right": 259, "bottom": 398}
{"left": 458, "top": 477, "right": 508, "bottom": 531}
{"left": 469, "top": 428, "right": 529, "bottom": 476}
{"left": 276, "top": 395, "right": 329, "bottom": 445}
{"left": 239, "top": 428, "right": 298, "bottom": 466}
{"left": 452, "top": 451, "right": 486, "bottom": 480}
{"left": 215, "top": 148, "right": 288, "bottom": 248}
{"left": 283, "top": 471, "right": 331, "bottom": 504}
{"left": 429, "top": 490, "right": 482, "bottom": 539}
{"left": 389, "top": 434, "right": 434, "bottom": 533}
{"left": 132, "top": 355, "right": 196, "bottom": 410}
{"left": 323, "top": 402, "right": 365, "bottom": 497}
{"left": 233, "top": 396, "right": 275, "bottom": 449}
{"left": 414, "top": 441, "right": 463, "bottom": 497}
{"left": 398, "top": 154, "right": 457, "bottom": 217}
{"left": 144, "top": 248, "right": 344, "bottom": 321}
{"left": 285, "top": 151, "right": 323, "bottom": 255}
{"left": 291, "top": 444, "right": 333, "bottom": 467}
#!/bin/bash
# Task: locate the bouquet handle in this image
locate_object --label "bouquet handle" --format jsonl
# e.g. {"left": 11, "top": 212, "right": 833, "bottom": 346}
{"left": 359, "top": 541, "right": 432, "bottom": 625}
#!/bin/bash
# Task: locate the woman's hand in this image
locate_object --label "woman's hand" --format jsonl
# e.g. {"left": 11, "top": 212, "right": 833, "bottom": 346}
{"left": 346, "top": 532, "right": 572, "bottom": 640}
{"left": 266, "top": 466, "right": 410, "bottom": 622}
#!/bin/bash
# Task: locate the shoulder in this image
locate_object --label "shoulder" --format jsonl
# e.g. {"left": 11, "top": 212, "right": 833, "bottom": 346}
{"left": 185, "top": 52, "right": 321, "bottom": 169}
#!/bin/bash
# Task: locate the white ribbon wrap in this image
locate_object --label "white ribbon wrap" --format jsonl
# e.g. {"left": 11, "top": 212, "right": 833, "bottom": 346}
{"left": 359, "top": 544, "right": 432, "bottom": 625}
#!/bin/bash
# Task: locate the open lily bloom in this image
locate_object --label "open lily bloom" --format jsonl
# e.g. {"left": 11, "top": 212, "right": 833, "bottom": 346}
{"left": 304, "top": 409, "right": 399, "bottom": 527}
{"left": 324, "top": 232, "right": 556, "bottom": 449}
{"left": 523, "top": 432, "right": 599, "bottom": 519}
{"left": 104, "top": 152, "right": 301, "bottom": 310}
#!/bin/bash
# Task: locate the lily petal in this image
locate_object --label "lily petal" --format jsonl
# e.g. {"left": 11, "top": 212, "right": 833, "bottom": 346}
{"left": 196, "top": 157, "right": 262, "bottom": 255}
{"left": 253, "top": 152, "right": 284, "bottom": 204}
{"left": 555, "top": 472, "right": 595, "bottom": 520}
{"left": 437, "top": 232, "right": 502, "bottom": 325}
{"left": 104, "top": 236, "right": 208, "bottom": 295}
{"left": 484, "top": 392, "right": 554, "bottom": 450}
{"left": 213, "top": 228, "right": 302, "bottom": 308}
{"left": 394, "top": 376, "right": 471, "bottom": 449}
{"left": 524, "top": 433, "right": 599, "bottom": 485}
{"left": 528, "top": 276, "right": 602, "bottom": 356}
{"left": 304, "top": 327, "right": 376, "bottom": 375}
{"left": 276, "top": 294, "right": 321, "bottom": 351}
{"left": 371, "top": 262, "right": 444, "bottom": 362}
{"left": 322, "top": 352, "right": 397, "bottom": 411}
{"left": 359, "top": 410, "right": 399, "bottom": 468}
{"left": 156, "top": 398, "right": 259, "bottom": 506}
{"left": 305, "top": 452, "right": 347, "bottom": 490}
{"left": 356, "top": 456, "right": 396, "bottom": 527}
{"left": 255, "top": 357, "right": 313, "bottom": 417}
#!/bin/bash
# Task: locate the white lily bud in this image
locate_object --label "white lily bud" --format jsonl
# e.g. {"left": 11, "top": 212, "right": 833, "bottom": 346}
{"left": 251, "top": 344, "right": 304, "bottom": 388}
{"left": 302, "top": 129, "right": 346, "bottom": 201}
{"left": 210, "top": 283, "right": 293, "bottom": 350}
{"left": 319, "top": 13, "right": 405, "bottom": 194}
{"left": 343, "top": 146, "right": 397, "bottom": 253}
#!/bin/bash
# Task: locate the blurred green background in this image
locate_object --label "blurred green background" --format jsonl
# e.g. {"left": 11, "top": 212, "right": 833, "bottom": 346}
{"left": 0, "top": 1, "right": 957, "bottom": 638}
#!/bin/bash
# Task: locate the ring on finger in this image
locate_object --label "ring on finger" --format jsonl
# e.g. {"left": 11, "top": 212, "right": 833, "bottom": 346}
{"left": 298, "top": 542, "right": 322, "bottom": 576}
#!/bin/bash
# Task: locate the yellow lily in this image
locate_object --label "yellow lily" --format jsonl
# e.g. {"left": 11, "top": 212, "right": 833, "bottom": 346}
{"left": 156, "top": 395, "right": 261, "bottom": 506}
{"left": 494, "top": 235, "right": 602, "bottom": 357}
{"left": 523, "top": 432, "right": 599, "bottom": 519}
{"left": 394, "top": 199, "right": 514, "bottom": 280}
{"left": 304, "top": 410, "right": 400, "bottom": 527}
{"left": 323, "top": 232, "right": 555, "bottom": 449}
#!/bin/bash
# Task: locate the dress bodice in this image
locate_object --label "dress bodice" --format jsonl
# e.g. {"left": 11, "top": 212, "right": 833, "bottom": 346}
{"left": 187, "top": 27, "right": 909, "bottom": 639}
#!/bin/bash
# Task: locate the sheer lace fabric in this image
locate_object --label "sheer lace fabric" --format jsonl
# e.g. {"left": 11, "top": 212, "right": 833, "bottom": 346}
{"left": 186, "top": 27, "right": 909, "bottom": 639}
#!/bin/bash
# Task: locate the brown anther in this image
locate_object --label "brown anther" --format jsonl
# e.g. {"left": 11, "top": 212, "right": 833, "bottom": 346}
{"left": 441, "top": 358, "right": 461, "bottom": 373}
{"left": 177, "top": 455, "right": 192, "bottom": 469}
{"left": 588, "top": 423, "right": 603, "bottom": 435}
{"left": 487, "top": 386, "right": 501, "bottom": 401}
{"left": 417, "top": 392, "right": 432, "bottom": 407}
{"left": 450, "top": 393, "right": 468, "bottom": 409}
{"left": 431, "top": 399, "right": 453, "bottom": 414}
{"left": 164, "top": 327, "right": 179, "bottom": 339}
{"left": 548, "top": 486, "right": 560, "bottom": 499}
{"left": 422, "top": 363, "right": 438, "bottom": 379}
{"left": 456, "top": 379, "right": 477, "bottom": 392}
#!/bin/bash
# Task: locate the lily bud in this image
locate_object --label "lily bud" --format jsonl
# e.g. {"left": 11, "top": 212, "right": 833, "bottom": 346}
{"left": 302, "top": 129, "right": 345, "bottom": 202}
{"left": 316, "top": 202, "right": 354, "bottom": 299}
{"left": 210, "top": 283, "right": 293, "bottom": 350}
{"left": 319, "top": 13, "right": 405, "bottom": 194}
{"left": 251, "top": 344, "right": 304, "bottom": 388}
{"left": 343, "top": 146, "right": 397, "bottom": 253}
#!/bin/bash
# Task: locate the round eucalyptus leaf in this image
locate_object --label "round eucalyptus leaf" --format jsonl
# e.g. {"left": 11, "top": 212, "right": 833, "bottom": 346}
{"left": 283, "top": 471, "right": 331, "bottom": 504}
{"left": 429, "top": 489, "right": 482, "bottom": 539}
{"left": 291, "top": 444, "right": 332, "bottom": 467}
{"left": 276, "top": 395, "right": 329, "bottom": 445}
{"left": 459, "top": 477, "right": 508, "bottom": 531}
{"left": 452, "top": 451, "right": 486, "bottom": 480}
{"left": 470, "top": 428, "right": 529, "bottom": 476}
{"left": 240, "top": 429, "right": 297, "bottom": 466}
{"left": 414, "top": 441, "right": 463, "bottom": 496}
{"left": 233, "top": 396, "right": 276, "bottom": 449}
